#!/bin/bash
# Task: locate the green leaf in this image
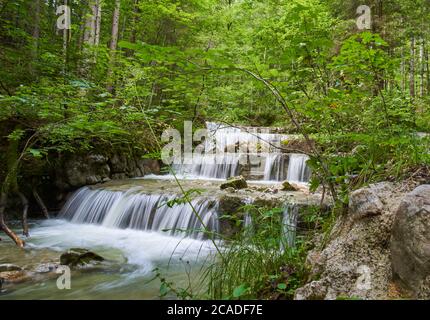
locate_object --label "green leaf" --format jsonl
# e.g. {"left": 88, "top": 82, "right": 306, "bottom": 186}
{"left": 277, "top": 283, "right": 287, "bottom": 290}
{"left": 29, "top": 148, "right": 43, "bottom": 158}
{"left": 233, "top": 284, "right": 249, "bottom": 298}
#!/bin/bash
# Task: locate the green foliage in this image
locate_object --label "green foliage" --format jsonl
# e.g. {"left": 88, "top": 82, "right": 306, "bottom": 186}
{"left": 202, "top": 205, "right": 311, "bottom": 300}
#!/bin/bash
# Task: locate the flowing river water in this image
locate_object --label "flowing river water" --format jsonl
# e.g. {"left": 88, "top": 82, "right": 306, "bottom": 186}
{"left": 0, "top": 123, "right": 316, "bottom": 300}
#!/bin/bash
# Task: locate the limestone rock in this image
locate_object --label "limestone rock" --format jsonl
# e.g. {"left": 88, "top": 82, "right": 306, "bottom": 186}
{"left": 391, "top": 185, "right": 430, "bottom": 298}
{"left": 220, "top": 176, "right": 248, "bottom": 190}
{"left": 348, "top": 183, "right": 391, "bottom": 220}
{"left": 295, "top": 182, "right": 399, "bottom": 300}
{"left": 63, "top": 154, "right": 110, "bottom": 188}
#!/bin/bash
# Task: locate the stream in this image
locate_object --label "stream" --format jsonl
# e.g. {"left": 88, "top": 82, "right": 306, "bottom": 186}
{"left": 0, "top": 122, "right": 317, "bottom": 300}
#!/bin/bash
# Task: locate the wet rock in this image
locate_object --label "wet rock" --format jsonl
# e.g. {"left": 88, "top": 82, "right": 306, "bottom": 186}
{"left": 263, "top": 188, "right": 279, "bottom": 194}
{"left": 224, "top": 187, "right": 236, "bottom": 193}
{"left": 109, "top": 154, "right": 128, "bottom": 173}
{"left": 282, "top": 181, "right": 299, "bottom": 191}
{"left": 60, "top": 248, "right": 105, "bottom": 267}
{"left": 0, "top": 264, "right": 22, "bottom": 272}
{"left": 0, "top": 271, "right": 30, "bottom": 284}
{"left": 220, "top": 176, "right": 248, "bottom": 190}
{"left": 391, "top": 185, "right": 430, "bottom": 298}
{"left": 34, "top": 263, "right": 59, "bottom": 274}
{"left": 218, "top": 195, "right": 247, "bottom": 237}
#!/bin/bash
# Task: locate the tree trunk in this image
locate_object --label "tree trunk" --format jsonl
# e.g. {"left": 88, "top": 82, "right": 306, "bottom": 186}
{"left": 410, "top": 35, "right": 415, "bottom": 100}
{"left": 420, "top": 38, "right": 425, "bottom": 97}
{"left": 0, "top": 192, "right": 25, "bottom": 248}
{"left": 30, "top": 0, "right": 40, "bottom": 75}
{"left": 426, "top": 46, "right": 430, "bottom": 94}
{"left": 107, "top": 0, "right": 121, "bottom": 93}
{"left": 16, "top": 191, "right": 29, "bottom": 237}
{"left": 401, "top": 46, "right": 406, "bottom": 92}
{"left": 33, "top": 187, "right": 50, "bottom": 219}
{"left": 62, "top": 0, "right": 69, "bottom": 75}
{"left": 95, "top": 0, "right": 102, "bottom": 46}
{"left": 110, "top": 0, "right": 121, "bottom": 52}
{"left": 126, "top": 0, "right": 139, "bottom": 57}
{"left": 84, "top": 0, "right": 102, "bottom": 46}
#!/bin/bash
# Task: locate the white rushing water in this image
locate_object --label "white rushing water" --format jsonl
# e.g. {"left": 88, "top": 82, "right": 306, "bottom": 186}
{"left": 205, "top": 122, "right": 292, "bottom": 153}
{"left": 286, "top": 154, "right": 311, "bottom": 183}
{"left": 27, "top": 219, "right": 216, "bottom": 273}
{"left": 263, "top": 153, "right": 289, "bottom": 181}
{"left": 173, "top": 122, "right": 311, "bottom": 182}
{"left": 172, "top": 153, "right": 241, "bottom": 179}
{"left": 60, "top": 187, "right": 219, "bottom": 240}
{"left": 283, "top": 205, "right": 300, "bottom": 248}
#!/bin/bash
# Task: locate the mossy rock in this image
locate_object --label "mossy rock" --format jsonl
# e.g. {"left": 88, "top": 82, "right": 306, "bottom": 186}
{"left": 60, "top": 248, "right": 105, "bottom": 267}
{"left": 220, "top": 176, "right": 248, "bottom": 190}
{"left": 282, "top": 181, "right": 299, "bottom": 191}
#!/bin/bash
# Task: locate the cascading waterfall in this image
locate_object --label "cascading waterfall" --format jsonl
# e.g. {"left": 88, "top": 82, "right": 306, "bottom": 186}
{"left": 286, "top": 154, "right": 311, "bottom": 183}
{"left": 173, "top": 153, "right": 241, "bottom": 179}
{"left": 206, "top": 122, "right": 290, "bottom": 153}
{"left": 60, "top": 187, "right": 219, "bottom": 240}
{"left": 263, "top": 153, "right": 289, "bottom": 181}
{"left": 174, "top": 122, "right": 311, "bottom": 182}
{"left": 283, "top": 204, "right": 300, "bottom": 248}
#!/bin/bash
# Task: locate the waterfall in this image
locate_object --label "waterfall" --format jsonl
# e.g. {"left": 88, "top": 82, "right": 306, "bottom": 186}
{"left": 282, "top": 204, "right": 299, "bottom": 248}
{"left": 263, "top": 153, "right": 288, "bottom": 181}
{"left": 173, "top": 122, "right": 311, "bottom": 181}
{"left": 286, "top": 154, "right": 311, "bottom": 183}
{"left": 60, "top": 187, "right": 219, "bottom": 240}
{"left": 206, "top": 122, "right": 290, "bottom": 153}
{"left": 173, "top": 153, "right": 241, "bottom": 179}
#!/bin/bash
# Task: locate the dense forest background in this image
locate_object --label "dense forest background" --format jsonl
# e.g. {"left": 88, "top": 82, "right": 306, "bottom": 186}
{"left": 0, "top": 0, "right": 429, "bottom": 243}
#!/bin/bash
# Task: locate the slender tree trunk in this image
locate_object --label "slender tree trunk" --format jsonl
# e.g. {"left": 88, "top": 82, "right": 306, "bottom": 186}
{"left": 110, "top": 0, "right": 121, "bottom": 52}
{"left": 126, "top": 0, "right": 139, "bottom": 57}
{"left": 84, "top": 0, "right": 101, "bottom": 45}
{"left": 410, "top": 35, "right": 415, "bottom": 100}
{"left": 95, "top": 0, "right": 102, "bottom": 46}
{"left": 33, "top": 186, "right": 50, "bottom": 219}
{"left": 81, "top": 0, "right": 102, "bottom": 74}
{"left": 0, "top": 192, "right": 25, "bottom": 248}
{"left": 16, "top": 191, "right": 29, "bottom": 237}
{"left": 420, "top": 38, "right": 425, "bottom": 97}
{"left": 62, "top": 0, "right": 69, "bottom": 76}
{"left": 107, "top": 0, "right": 121, "bottom": 93}
{"left": 401, "top": 46, "right": 406, "bottom": 92}
{"left": 425, "top": 48, "right": 430, "bottom": 94}
{"left": 30, "top": 0, "right": 41, "bottom": 75}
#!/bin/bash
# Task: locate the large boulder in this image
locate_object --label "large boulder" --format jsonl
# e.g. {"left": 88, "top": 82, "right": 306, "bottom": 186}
{"left": 391, "top": 185, "right": 430, "bottom": 298}
{"left": 59, "top": 153, "right": 161, "bottom": 190}
{"left": 295, "top": 182, "right": 400, "bottom": 300}
{"left": 62, "top": 154, "right": 111, "bottom": 188}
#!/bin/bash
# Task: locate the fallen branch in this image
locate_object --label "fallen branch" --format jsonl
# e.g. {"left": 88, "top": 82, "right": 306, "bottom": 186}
{"left": 0, "top": 192, "right": 25, "bottom": 247}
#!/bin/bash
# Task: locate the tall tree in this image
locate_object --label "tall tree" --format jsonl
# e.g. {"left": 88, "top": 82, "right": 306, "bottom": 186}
{"left": 107, "top": 0, "right": 121, "bottom": 92}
